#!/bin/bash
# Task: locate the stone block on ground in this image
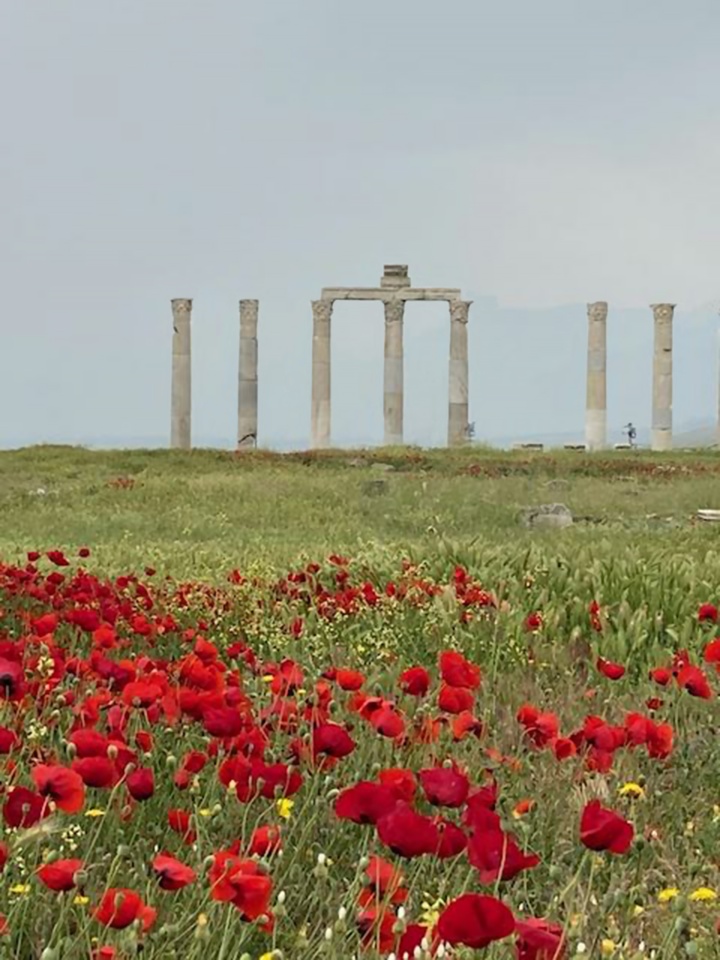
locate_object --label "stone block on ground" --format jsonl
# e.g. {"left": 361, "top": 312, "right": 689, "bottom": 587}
{"left": 519, "top": 503, "right": 573, "bottom": 529}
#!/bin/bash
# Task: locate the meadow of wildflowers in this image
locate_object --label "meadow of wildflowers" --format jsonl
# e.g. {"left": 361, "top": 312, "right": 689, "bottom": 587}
{"left": 2, "top": 447, "right": 720, "bottom": 958}
{"left": 0, "top": 539, "right": 720, "bottom": 960}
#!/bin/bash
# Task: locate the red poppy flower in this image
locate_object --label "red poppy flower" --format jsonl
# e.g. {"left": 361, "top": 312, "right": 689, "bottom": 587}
{"left": 553, "top": 738, "right": 577, "bottom": 761}
{"left": 356, "top": 907, "right": 396, "bottom": 953}
{"left": 677, "top": 664, "right": 714, "bottom": 699}
{"left": 516, "top": 917, "right": 567, "bottom": 959}
{"left": 580, "top": 800, "right": 633, "bottom": 854}
{"left": 378, "top": 768, "right": 417, "bottom": 802}
{"left": 468, "top": 825, "right": 540, "bottom": 883}
{"left": 248, "top": 825, "right": 282, "bottom": 857}
{"left": 399, "top": 666, "right": 431, "bottom": 697}
{"left": 152, "top": 853, "right": 196, "bottom": 891}
{"left": 698, "top": 603, "right": 718, "bottom": 623}
{"left": 32, "top": 764, "right": 85, "bottom": 814}
{"left": 72, "top": 757, "right": 118, "bottom": 789}
{"left": 437, "top": 893, "right": 515, "bottom": 949}
{"left": 362, "top": 856, "right": 407, "bottom": 904}
{"left": 376, "top": 802, "right": 439, "bottom": 858}
{"left": 94, "top": 888, "right": 156, "bottom": 930}
{"left": 334, "top": 782, "right": 399, "bottom": 825}
{"left": 524, "top": 612, "right": 543, "bottom": 632}
{"left": 368, "top": 704, "right": 406, "bottom": 740}
{"left": 0, "top": 659, "right": 25, "bottom": 699}
{"left": 3, "top": 786, "right": 48, "bottom": 828}
{"left": 704, "top": 638, "right": 720, "bottom": 664}
{"left": 209, "top": 853, "right": 272, "bottom": 920}
{"left": 649, "top": 666, "right": 672, "bottom": 686}
{"left": 0, "top": 727, "right": 18, "bottom": 754}
{"left": 312, "top": 723, "right": 356, "bottom": 759}
{"left": 647, "top": 721, "right": 673, "bottom": 759}
{"left": 37, "top": 859, "right": 84, "bottom": 892}
{"left": 419, "top": 766, "right": 470, "bottom": 808}
{"left": 434, "top": 818, "right": 468, "bottom": 859}
{"left": 439, "top": 651, "right": 481, "bottom": 689}
{"left": 335, "top": 668, "right": 365, "bottom": 691}
{"left": 46, "top": 550, "right": 69, "bottom": 567}
{"left": 452, "top": 710, "right": 484, "bottom": 740}
{"left": 203, "top": 705, "right": 248, "bottom": 738}
{"left": 517, "top": 705, "right": 559, "bottom": 749}
{"left": 438, "top": 684, "right": 475, "bottom": 714}
{"left": 397, "top": 924, "right": 428, "bottom": 958}
{"left": 167, "top": 809, "right": 197, "bottom": 844}
{"left": 126, "top": 768, "right": 154, "bottom": 801}
{"left": 596, "top": 658, "right": 625, "bottom": 680}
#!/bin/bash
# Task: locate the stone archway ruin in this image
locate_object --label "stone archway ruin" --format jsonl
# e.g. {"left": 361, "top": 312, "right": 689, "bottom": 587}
{"left": 310, "top": 265, "right": 471, "bottom": 448}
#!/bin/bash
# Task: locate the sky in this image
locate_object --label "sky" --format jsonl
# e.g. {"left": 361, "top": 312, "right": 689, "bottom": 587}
{"left": 2, "top": 0, "right": 720, "bottom": 449}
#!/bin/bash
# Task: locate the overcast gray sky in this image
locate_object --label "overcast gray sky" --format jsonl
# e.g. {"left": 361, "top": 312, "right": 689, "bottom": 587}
{"left": 2, "top": 0, "right": 719, "bottom": 448}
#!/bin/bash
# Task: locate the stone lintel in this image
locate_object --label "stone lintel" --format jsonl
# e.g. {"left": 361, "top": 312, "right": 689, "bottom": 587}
{"left": 320, "top": 287, "right": 462, "bottom": 302}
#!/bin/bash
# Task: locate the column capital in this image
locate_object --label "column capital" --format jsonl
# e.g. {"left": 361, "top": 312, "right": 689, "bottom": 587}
{"left": 171, "top": 298, "right": 192, "bottom": 317}
{"left": 449, "top": 300, "right": 472, "bottom": 324}
{"left": 312, "top": 300, "right": 334, "bottom": 323}
{"left": 650, "top": 303, "right": 676, "bottom": 322}
{"left": 239, "top": 299, "right": 259, "bottom": 336}
{"left": 383, "top": 300, "right": 405, "bottom": 323}
{"left": 587, "top": 301, "right": 608, "bottom": 321}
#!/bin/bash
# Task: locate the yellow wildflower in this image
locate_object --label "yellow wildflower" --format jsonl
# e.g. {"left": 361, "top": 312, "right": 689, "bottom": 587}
{"left": 600, "top": 940, "right": 616, "bottom": 956}
{"left": 9, "top": 884, "right": 30, "bottom": 895}
{"left": 73, "top": 895, "right": 89, "bottom": 905}
{"left": 198, "top": 808, "right": 212, "bottom": 818}
{"left": 84, "top": 808, "right": 105, "bottom": 818}
{"left": 420, "top": 899, "right": 443, "bottom": 928}
{"left": 276, "top": 798, "right": 294, "bottom": 819}
{"left": 197, "top": 913, "right": 208, "bottom": 928}
{"left": 658, "top": 888, "right": 680, "bottom": 903}
{"left": 689, "top": 887, "right": 717, "bottom": 902}
{"left": 618, "top": 782, "right": 645, "bottom": 799}
{"left": 262, "top": 675, "right": 274, "bottom": 683}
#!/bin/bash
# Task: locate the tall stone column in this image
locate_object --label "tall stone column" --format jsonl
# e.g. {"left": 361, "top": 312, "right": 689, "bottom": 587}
{"left": 170, "top": 298, "right": 192, "bottom": 450}
{"left": 238, "top": 299, "right": 259, "bottom": 448}
{"left": 651, "top": 303, "right": 675, "bottom": 452}
{"left": 383, "top": 300, "right": 404, "bottom": 445}
{"left": 585, "top": 301, "right": 608, "bottom": 451}
{"left": 448, "top": 300, "right": 471, "bottom": 446}
{"left": 310, "top": 300, "right": 333, "bottom": 449}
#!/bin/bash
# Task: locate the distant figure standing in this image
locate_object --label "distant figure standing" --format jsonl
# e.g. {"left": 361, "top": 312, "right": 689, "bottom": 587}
{"left": 624, "top": 422, "right": 637, "bottom": 447}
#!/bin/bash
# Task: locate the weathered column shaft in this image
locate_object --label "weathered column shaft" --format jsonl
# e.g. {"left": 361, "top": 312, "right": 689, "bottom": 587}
{"left": 383, "top": 300, "right": 404, "bottom": 445}
{"left": 238, "top": 300, "right": 259, "bottom": 448}
{"left": 448, "top": 300, "right": 471, "bottom": 446}
{"left": 170, "top": 298, "right": 192, "bottom": 450}
{"left": 585, "top": 301, "right": 608, "bottom": 451}
{"left": 651, "top": 303, "right": 675, "bottom": 452}
{"left": 310, "top": 300, "right": 333, "bottom": 449}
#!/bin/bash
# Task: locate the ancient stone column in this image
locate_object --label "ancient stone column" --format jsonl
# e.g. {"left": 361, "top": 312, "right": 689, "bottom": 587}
{"left": 383, "top": 300, "right": 404, "bottom": 445}
{"left": 310, "top": 300, "right": 333, "bottom": 448}
{"left": 651, "top": 303, "right": 675, "bottom": 452}
{"left": 237, "top": 299, "right": 259, "bottom": 449}
{"left": 448, "top": 300, "right": 471, "bottom": 446}
{"left": 585, "top": 301, "right": 608, "bottom": 451}
{"left": 170, "top": 298, "right": 192, "bottom": 450}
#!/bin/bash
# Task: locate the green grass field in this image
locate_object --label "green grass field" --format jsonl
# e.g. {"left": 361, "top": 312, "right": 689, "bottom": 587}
{"left": 3, "top": 445, "right": 720, "bottom": 958}
{"left": 3, "top": 445, "right": 720, "bottom": 577}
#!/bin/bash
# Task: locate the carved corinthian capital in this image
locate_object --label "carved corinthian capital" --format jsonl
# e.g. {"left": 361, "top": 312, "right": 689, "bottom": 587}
{"left": 651, "top": 303, "right": 676, "bottom": 324}
{"left": 587, "top": 302, "right": 608, "bottom": 322}
{"left": 449, "top": 300, "right": 472, "bottom": 324}
{"left": 312, "top": 300, "right": 334, "bottom": 324}
{"left": 383, "top": 300, "right": 404, "bottom": 324}
{"left": 171, "top": 298, "right": 192, "bottom": 317}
